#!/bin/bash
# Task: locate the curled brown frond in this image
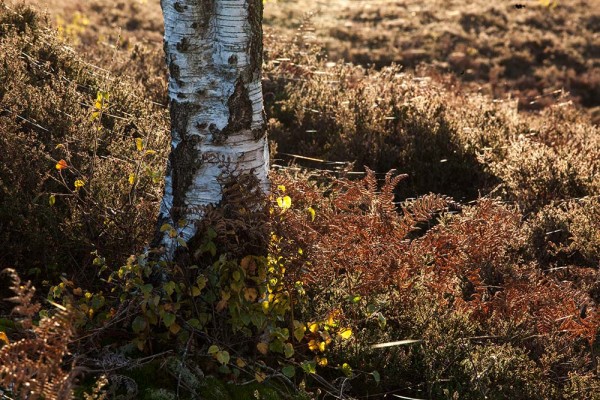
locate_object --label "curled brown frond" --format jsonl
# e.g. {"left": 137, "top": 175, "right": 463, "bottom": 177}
{"left": 2, "top": 268, "right": 41, "bottom": 329}
{"left": 0, "top": 270, "right": 77, "bottom": 400}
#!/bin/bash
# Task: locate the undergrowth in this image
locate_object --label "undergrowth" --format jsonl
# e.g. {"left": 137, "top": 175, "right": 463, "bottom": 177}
{"left": 0, "top": 2, "right": 599, "bottom": 400}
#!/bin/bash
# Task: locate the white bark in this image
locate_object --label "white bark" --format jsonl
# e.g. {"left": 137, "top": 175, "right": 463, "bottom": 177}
{"left": 156, "top": 0, "right": 268, "bottom": 260}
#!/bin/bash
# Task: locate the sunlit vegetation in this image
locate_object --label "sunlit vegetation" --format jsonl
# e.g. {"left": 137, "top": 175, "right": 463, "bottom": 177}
{"left": 1, "top": 1, "right": 599, "bottom": 399}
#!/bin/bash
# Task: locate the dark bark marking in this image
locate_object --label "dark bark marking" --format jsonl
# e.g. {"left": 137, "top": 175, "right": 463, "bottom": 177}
{"left": 190, "top": 0, "right": 214, "bottom": 36}
{"left": 209, "top": 123, "right": 220, "bottom": 137}
{"left": 228, "top": 54, "right": 238, "bottom": 65}
{"left": 174, "top": 2, "right": 186, "bottom": 12}
{"left": 168, "top": 60, "right": 182, "bottom": 86}
{"left": 212, "top": 78, "right": 253, "bottom": 144}
{"left": 252, "top": 127, "right": 265, "bottom": 140}
{"left": 170, "top": 135, "right": 203, "bottom": 223}
{"left": 170, "top": 100, "right": 201, "bottom": 137}
{"left": 246, "top": 0, "right": 263, "bottom": 82}
{"left": 176, "top": 37, "right": 190, "bottom": 52}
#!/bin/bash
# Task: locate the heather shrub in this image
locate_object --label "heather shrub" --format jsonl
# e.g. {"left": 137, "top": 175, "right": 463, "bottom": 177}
{"left": 266, "top": 61, "right": 499, "bottom": 200}
{"left": 1, "top": 2, "right": 600, "bottom": 399}
{"left": 272, "top": 0, "right": 600, "bottom": 120}
{"left": 0, "top": 3, "right": 168, "bottom": 286}
{"left": 270, "top": 170, "right": 599, "bottom": 398}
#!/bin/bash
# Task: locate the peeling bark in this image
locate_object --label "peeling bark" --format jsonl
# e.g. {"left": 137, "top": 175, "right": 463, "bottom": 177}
{"left": 156, "top": 0, "right": 269, "bottom": 260}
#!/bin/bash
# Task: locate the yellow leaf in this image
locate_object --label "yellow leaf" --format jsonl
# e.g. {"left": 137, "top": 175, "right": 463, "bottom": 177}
{"left": 308, "top": 322, "right": 319, "bottom": 333}
{"left": 257, "top": 342, "right": 269, "bottom": 355}
{"left": 318, "top": 341, "right": 326, "bottom": 352}
{"left": 261, "top": 300, "right": 270, "bottom": 313}
{"left": 135, "top": 138, "right": 144, "bottom": 151}
{"left": 236, "top": 358, "right": 247, "bottom": 368}
{"left": 307, "top": 207, "right": 316, "bottom": 221}
{"left": 0, "top": 332, "right": 9, "bottom": 345}
{"left": 255, "top": 371, "right": 266, "bottom": 383}
{"left": 55, "top": 159, "right": 68, "bottom": 170}
{"left": 317, "top": 357, "right": 328, "bottom": 366}
{"left": 308, "top": 339, "right": 319, "bottom": 352}
{"left": 244, "top": 287, "right": 258, "bottom": 302}
{"left": 169, "top": 322, "right": 181, "bottom": 335}
{"left": 49, "top": 194, "right": 56, "bottom": 206}
{"left": 128, "top": 173, "right": 136, "bottom": 185}
{"left": 277, "top": 185, "right": 286, "bottom": 192}
{"left": 160, "top": 223, "right": 172, "bottom": 232}
{"left": 277, "top": 196, "right": 291, "bottom": 210}
{"left": 191, "top": 286, "right": 201, "bottom": 297}
{"left": 339, "top": 328, "right": 353, "bottom": 340}
{"left": 74, "top": 179, "right": 85, "bottom": 189}
{"left": 145, "top": 150, "right": 156, "bottom": 156}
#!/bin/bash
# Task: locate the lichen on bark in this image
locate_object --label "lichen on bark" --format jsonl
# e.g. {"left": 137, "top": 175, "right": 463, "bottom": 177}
{"left": 212, "top": 78, "right": 253, "bottom": 144}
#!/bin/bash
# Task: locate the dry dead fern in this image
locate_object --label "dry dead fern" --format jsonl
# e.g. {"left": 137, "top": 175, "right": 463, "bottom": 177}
{"left": 272, "top": 168, "right": 449, "bottom": 292}
{"left": 0, "top": 269, "right": 77, "bottom": 400}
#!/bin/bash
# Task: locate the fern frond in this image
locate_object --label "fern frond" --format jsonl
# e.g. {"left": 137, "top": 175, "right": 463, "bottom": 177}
{"left": 0, "top": 270, "right": 77, "bottom": 400}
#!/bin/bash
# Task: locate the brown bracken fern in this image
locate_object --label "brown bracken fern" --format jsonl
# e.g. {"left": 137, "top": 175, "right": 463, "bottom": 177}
{"left": 0, "top": 269, "right": 76, "bottom": 400}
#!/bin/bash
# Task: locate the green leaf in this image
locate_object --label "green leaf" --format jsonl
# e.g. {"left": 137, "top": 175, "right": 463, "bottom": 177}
{"left": 233, "top": 270, "right": 241, "bottom": 281}
{"left": 208, "top": 345, "right": 220, "bottom": 355}
{"left": 293, "top": 325, "right": 306, "bottom": 342}
{"left": 372, "top": 370, "right": 381, "bottom": 384}
{"left": 269, "top": 339, "right": 284, "bottom": 354}
{"left": 90, "top": 295, "right": 105, "bottom": 311}
{"left": 176, "top": 236, "right": 188, "bottom": 248}
{"left": 196, "top": 275, "right": 207, "bottom": 291}
{"left": 187, "top": 318, "right": 202, "bottom": 329}
{"left": 349, "top": 295, "right": 362, "bottom": 304}
{"left": 206, "top": 227, "right": 217, "bottom": 240}
{"left": 191, "top": 285, "right": 202, "bottom": 297}
{"left": 162, "top": 312, "right": 176, "bottom": 328}
{"left": 163, "top": 281, "right": 176, "bottom": 297}
{"left": 377, "top": 313, "right": 387, "bottom": 329}
{"left": 282, "top": 365, "right": 296, "bottom": 378}
{"left": 216, "top": 350, "right": 230, "bottom": 365}
{"left": 301, "top": 360, "right": 317, "bottom": 374}
{"left": 132, "top": 316, "right": 147, "bottom": 334}
{"left": 284, "top": 342, "right": 294, "bottom": 358}
{"left": 49, "top": 194, "right": 56, "bottom": 206}
{"left": 341, "top": 363, "right": 353, "bottom": 377}
{"left": 141, "top": 284, "right": 153, "bottom": 295}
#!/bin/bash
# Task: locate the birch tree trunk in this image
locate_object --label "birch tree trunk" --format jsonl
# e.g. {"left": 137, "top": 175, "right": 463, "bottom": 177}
{"left": 156, "top": 0, "right": 269, "bottom": 260}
